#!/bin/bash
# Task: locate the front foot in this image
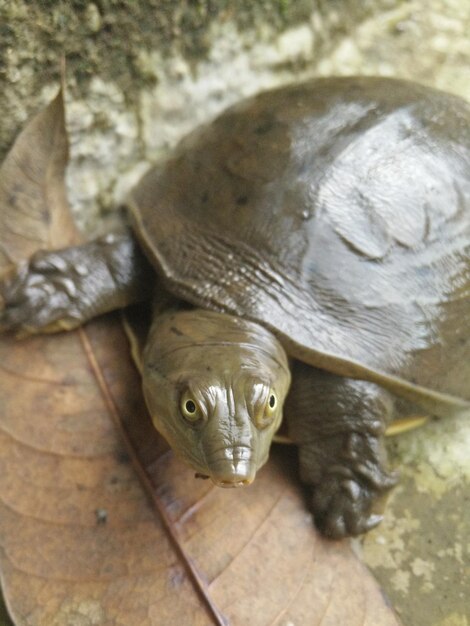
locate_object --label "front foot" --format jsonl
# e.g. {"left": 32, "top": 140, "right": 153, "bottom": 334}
{"left": 298, "top": 426, "right": 397, "bottom": 539}
{"left": 310, "top": 464, "right": 398, "bottom": 539}
{"left": 0, "top": 249, "right": 85, "bottom": 335}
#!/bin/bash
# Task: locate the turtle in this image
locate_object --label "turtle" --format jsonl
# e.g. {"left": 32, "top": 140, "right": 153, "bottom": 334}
{"left": 1, "top": 76, "right": 469, "bottom": 539}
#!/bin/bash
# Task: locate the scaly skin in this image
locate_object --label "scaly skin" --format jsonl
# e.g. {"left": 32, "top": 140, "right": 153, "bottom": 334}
{"left": 285, "top": 363, "right": 397, "bottom": 538}
{"left": 3, "top": 76, "right": 469, "bottom": 538}
{"left": 0, "top": 230, "right": 152, "bottom": 335}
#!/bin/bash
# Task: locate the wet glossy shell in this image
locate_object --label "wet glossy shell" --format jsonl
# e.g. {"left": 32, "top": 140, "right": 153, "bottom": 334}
{"left": 128, "top": 77, "right": 470, "bottom": 418}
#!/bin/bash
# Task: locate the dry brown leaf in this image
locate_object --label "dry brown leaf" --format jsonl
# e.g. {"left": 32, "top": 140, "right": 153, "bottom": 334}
{"left": 0, "top": 90, "right": 402, "bottom": 625}
{"left": 0, "top": 89, "right": 78, "bottom": 276}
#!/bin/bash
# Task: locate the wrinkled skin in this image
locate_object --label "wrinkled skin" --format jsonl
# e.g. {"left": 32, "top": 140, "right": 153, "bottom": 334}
{"left": 285, "top": 363, "right": 399, "bottom": 538}
{"left": 129, "top": 76, "right": 470, "bottom": 419}
{"left": 0, "top": 244, "right": 399, "bottom": 536}
{"left": 1, "top": 76, "right": 469, "bottom": 538}
{"left": 142, "top": 309, "right": 291, "bottom": 486}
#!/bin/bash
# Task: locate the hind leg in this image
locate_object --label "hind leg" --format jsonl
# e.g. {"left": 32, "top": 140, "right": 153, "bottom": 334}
{"left": 285, "top": 362, "right": 397, "bottom": 539}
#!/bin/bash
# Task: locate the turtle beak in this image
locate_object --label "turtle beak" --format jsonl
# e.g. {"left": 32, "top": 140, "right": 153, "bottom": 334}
{"left": 207, "top": 445, "right": 256, "bottom": 487}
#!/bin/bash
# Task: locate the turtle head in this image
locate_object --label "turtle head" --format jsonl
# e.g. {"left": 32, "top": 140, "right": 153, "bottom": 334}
{"left": 142, "top": 309, "right": 291, "bottom": 487}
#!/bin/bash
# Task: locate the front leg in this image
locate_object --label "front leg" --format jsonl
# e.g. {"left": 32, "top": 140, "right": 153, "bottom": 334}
{"left": 0, "top": 229, "right": 153, "bottom": 336}
{"left": 285, "top": 363, "right": 398, "bottom": 539}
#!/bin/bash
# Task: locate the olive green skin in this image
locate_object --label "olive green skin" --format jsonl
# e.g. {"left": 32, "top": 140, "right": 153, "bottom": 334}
{"left": 129, "top": 76, "right": 470, "bottom": 416}
{"left": 2, "top": 76, "right": 469, "bottom": 538}
{"left": 142, "top": 308, "right": 291, "bottom": 486}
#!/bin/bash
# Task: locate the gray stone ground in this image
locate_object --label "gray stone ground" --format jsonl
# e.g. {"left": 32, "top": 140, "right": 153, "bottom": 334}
{"left": 0, "top": 1, "right": 469, "bottom": 624}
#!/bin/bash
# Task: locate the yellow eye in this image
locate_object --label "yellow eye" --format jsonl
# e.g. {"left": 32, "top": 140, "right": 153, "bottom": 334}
{"left": 266, "top": 391, "right": 277, "bottom": 416}
{"left": 180, "top": 391, "right": 202, "bottom": 422}
{"left": 254, "top": 390, "right": 278, "bottom": 428}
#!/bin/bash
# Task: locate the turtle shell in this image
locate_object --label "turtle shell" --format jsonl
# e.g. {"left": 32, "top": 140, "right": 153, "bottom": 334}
{"left": 128, "top": 77, "right": 470, "bottom": 418}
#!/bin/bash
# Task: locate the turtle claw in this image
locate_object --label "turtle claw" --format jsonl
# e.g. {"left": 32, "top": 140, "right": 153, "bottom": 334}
{"left": 0, "top": 251, "right": 83, "bottom": 335}
{"left": 0, "top": 268, "right": 29, "bottom": 332}
{"left": 310, "top": 471, "right": 394, "bottom": 539}
{"left": 364, "top": 513, "right": 384, "bottom": 532}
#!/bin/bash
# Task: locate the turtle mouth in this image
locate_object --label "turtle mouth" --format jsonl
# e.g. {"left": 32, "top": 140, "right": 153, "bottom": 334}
{"left": 206, "top": 445, "right": 256, "bottom": 488}
{"left": 215, "top": 479, "right": 253, "bottom": 488}
{"left": 194, "top": 474, "right": 253, "bottom": 487}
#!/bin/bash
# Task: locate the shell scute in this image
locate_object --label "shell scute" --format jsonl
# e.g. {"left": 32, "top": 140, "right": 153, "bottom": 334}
{"left": 129, "top": 77, "right": 470, "bottom": 416}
